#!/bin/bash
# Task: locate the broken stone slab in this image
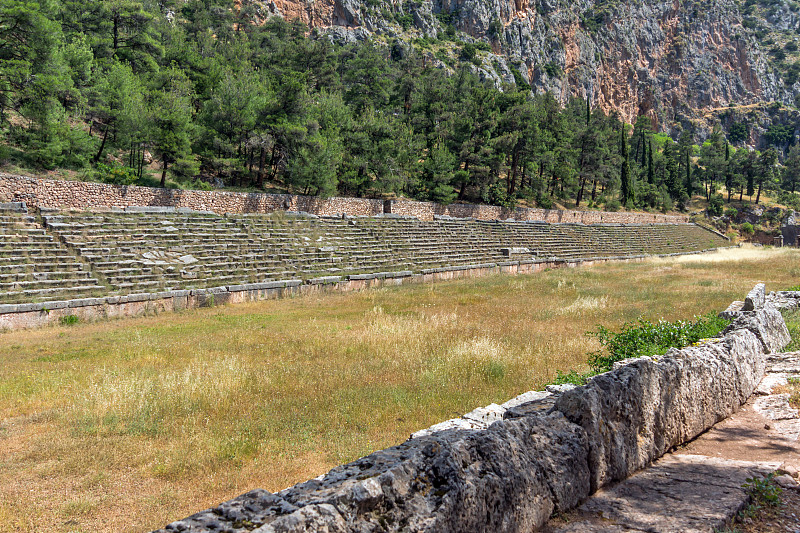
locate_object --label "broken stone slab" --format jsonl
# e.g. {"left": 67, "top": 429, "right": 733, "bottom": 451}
{"left": 773, "top": 419, "right": 800, "bottom": 441}
{"left": 768, "top": 352, "right": 800, "bottom": 373}
{"left": 500, "top": 247, "right": 532, "bottom": 256}
{"left": 753, "top": 394, "right": 799, "bottom": 421}
{"left": 0, "top": 201, "right": 26, "bottom": 212}
{"left": 504, "top": 395, "right": 558, "bottom": 420}
{"left": 307, "top": 276, "right": 341, "bottom": 285}
{"left": 551, "top": 455, "right": 778, "bottom": 533}
{"left": 767, "top": 291, "right": 800, "bottom": 311}
{"left": 742, "top": 282, "right": 766, "bottom": 311}
{"left": 719, "top": 300, "right": 744, "bottom": 320}
{"left": 755, "top": 373, "right": 789, "bottom": 395}
{"left": 461, "top": 403, "right": 505, "bottom": 426}
{"left": 546, "top": 383, "right": 577, "bottom": 394}
{"left": 500, "top": 390, "right": 552, "bottom": 410}
{"left": 409, "top": 417, "right": 482, "bottom": 439}
{"left": 723, "top": 306, "right": 791, "bottom": 354}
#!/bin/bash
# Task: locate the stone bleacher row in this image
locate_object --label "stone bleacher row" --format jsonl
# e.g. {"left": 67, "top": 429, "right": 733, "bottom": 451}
{"left": 0, "top": 204, "right": 729, "bottom": 304}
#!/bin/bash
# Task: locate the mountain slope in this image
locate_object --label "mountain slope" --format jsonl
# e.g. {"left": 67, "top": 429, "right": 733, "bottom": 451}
{"left": 253, "top": 0, "right": 794, "bottom": 133}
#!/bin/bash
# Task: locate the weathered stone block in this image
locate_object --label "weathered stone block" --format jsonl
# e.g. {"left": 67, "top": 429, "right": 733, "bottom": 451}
{"left": 724, "top": 306, "right": 790, "bottom": 354}
{"left": 742, "top": 282, "right": 766, "bottom": 311}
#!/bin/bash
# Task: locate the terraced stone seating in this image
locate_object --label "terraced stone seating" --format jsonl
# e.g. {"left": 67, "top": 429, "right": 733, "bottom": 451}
{"left": 0, "top": 207, "right": 729, "bottom": 302}
{"left": 0, "top": 204, "right": 104, "bottom": 304}
{"left": 232, "top": 214, "right": 404, "bottom": 278}
{"left": 476, "top": 221, "right": 725, "bottom": 259}
{"left": 354, "top": 217, "right": 509, "bottom": 269}
{"left": 44, "top": 211, "right": 282, "bottom": 293}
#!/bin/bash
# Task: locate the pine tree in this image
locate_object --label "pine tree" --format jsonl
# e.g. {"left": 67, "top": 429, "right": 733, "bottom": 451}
{"left": 647, "top": 137, "right": 655, "bottom": 185}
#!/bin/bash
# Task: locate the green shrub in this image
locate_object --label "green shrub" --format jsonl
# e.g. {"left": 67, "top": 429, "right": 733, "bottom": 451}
{"left": 95, "top": 163, "right": 138, "bottom": 185}
{"left": 708, "top": 195, "right": 724, "bottom": 216}
{"left": 482, "top": 183, "right": 516, "bottom": 209}
{"left": 742, "top": 472, "right": 782, "bottom": 513}
{"left": 587, "top": 313, "right": 731, "bottom": 373}
{"left": 741, "top": 222, "right": 755, "bottom": 236}
{"left": 536, "top": 192, "right": 553, "bottom": 209}
{"left": 396, "top": 13, "right": 413, "bottom": 30}
{"left": 543, "top": 62, "right": 562, "bottom": 78}
{"left": 553, "top": 369, "right": 591, "bottom": 386}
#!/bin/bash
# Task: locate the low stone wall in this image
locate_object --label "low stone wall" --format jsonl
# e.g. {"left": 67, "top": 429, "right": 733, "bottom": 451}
{"left": 0, "top": 174, "right": 385, "bottom": 217}
{"left": 387, "top": 199, "right": 689, "bottom": 224}
{"left": 152, "top": 284, "right": 789, "bottom": 533}
{"left": 0, "top": 173, "right": 688, "bottom": 223}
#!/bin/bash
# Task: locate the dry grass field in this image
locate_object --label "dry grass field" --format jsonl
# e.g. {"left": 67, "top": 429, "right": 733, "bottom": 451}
{"left": 1, "top": 246, "right": 799, "bottom": 533}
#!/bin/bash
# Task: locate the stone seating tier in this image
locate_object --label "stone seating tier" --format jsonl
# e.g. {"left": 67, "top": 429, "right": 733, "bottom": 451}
{"left": 0, "top": 209, "right": 730, "bottom": 303}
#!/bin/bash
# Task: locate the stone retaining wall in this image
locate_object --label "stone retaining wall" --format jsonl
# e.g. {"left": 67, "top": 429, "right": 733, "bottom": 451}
{"left": 0, "top": 173, "right": 689, "bottom": 223}
{"left": 149, "top": 284, "right": 787, "bottom": 533}
{"left": 388, "top": 199, "right": 689, "bottom": 224}
{"left": 0, "top": 255, "right": 665, "bottom": 331}
{"left": 0, "top": 251, "right": 731, "bottom": 331}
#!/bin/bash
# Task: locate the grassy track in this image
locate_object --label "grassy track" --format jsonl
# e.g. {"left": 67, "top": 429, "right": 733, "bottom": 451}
{"left": 1, "top": 246, "right": 799, "bottom": 532}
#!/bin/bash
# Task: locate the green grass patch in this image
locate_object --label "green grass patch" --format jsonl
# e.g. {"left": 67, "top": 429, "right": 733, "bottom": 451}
{"left": 782, "top": 309, "right": 800, "bottom": 351}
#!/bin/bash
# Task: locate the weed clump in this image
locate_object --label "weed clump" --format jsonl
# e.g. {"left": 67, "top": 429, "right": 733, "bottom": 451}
{"left": 59, "top": 314, "right": 80, "bottom": 326}
{"left": 587, "top": 313, "right": 731, "bottom": 372}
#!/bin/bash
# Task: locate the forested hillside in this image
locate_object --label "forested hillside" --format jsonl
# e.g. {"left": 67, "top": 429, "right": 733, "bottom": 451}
{"left": 1, "top": 0, "right": 800, "bottom": 213}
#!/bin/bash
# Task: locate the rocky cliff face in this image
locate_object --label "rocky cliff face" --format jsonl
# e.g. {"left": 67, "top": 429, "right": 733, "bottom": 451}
{"left": 250, "top": 0, "right": 795, "bottom": 134}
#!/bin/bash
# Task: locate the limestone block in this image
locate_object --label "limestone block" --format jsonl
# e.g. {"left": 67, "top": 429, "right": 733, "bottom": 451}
{"left": 719, "top": 300, "right": 743, "bottom": 319}
{"left": 553, "top": 330, "right": 765, "bottom": 492}
{"left": 500, "top": 390, "right": 551, "bottom": 410}
{"left": 724, "top": 306, "right": 791, "bottom": 353}
{"left": 742, "top": 282, "right": 766, "bottom": 311}
{"left": 461, "top": 403, "right": 505, "bottom": 426}
{"left": 755, "top": 373, "right": 788, "bottom": 395}
{"left": 553, "top": 455, "right": 776, "bottom": 533}
{"left": 154, "top": 413, "right": 590, "bottom": 533}
{"left": 254, "top": 504, "right": 348, "bottom": 532}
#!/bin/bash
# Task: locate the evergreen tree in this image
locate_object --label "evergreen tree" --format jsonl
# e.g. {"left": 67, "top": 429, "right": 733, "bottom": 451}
{"left": 783, "top": 144, "right": 800, "bottom": 194}
{"left": 620, "top": 126, "right": 632, "bottom": 206}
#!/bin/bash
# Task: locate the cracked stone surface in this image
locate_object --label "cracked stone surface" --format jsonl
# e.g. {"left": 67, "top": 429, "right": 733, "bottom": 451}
{"left": 548, "top": 455, "right": 778, "bottom": 533}
{"left": 754, "top": 394, "right": 799, "bottom": 421}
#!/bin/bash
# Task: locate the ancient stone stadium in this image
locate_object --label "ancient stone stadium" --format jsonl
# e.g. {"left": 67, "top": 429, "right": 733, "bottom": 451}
{"left": 0, "top": 175, "right": 727, "bottom": 329}
{"left": 2, "top": 175, "right": 799, "bottom": 533}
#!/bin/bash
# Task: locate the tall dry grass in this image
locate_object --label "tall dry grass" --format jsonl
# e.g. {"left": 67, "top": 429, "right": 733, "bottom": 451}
{"left": 0, "top": 245, "right": 798, "bottom": 532}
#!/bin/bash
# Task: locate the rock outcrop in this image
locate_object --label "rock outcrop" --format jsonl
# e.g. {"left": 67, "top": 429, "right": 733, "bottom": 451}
{"left": 246, "top": 0, "right": 795, "bottom": 133}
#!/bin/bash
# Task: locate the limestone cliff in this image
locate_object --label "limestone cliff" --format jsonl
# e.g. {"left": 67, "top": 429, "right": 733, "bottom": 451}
{"left": 247, "top": 0, "right": 797, "bottom": 135}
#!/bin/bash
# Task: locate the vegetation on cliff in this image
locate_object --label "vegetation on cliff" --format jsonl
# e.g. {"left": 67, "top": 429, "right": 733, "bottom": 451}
{"left": 1, "top": 0, "right": 800, "bottom": 213}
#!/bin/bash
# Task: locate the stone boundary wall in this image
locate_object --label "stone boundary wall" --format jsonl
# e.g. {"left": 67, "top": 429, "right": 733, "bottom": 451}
{"left": 0, "top": 173, "right": 689, "bottom": 223}
{"left": 0, "top": 250, "right": 730, "bottom": 332}
{"left": 152, "top": 284, "right": 791, "bottom": 533}
{"left": 388, "top": 199, "right": 689, "bottom": 224}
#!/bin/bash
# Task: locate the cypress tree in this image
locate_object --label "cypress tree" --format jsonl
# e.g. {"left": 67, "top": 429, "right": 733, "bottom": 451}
{"left": 620, "top": 126, "right": 632, "bottom": 206}
{"left": 586, "top": 97, "right": 590, "bottom": 126}
{"left": 685, "top": 149, "right": 692, "bottom": 198}
{"left": 724, "top": 141, "right": 732, "bottom": 200}
{"left": 647, "top": 137, "right": 655, "bottom": 185}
